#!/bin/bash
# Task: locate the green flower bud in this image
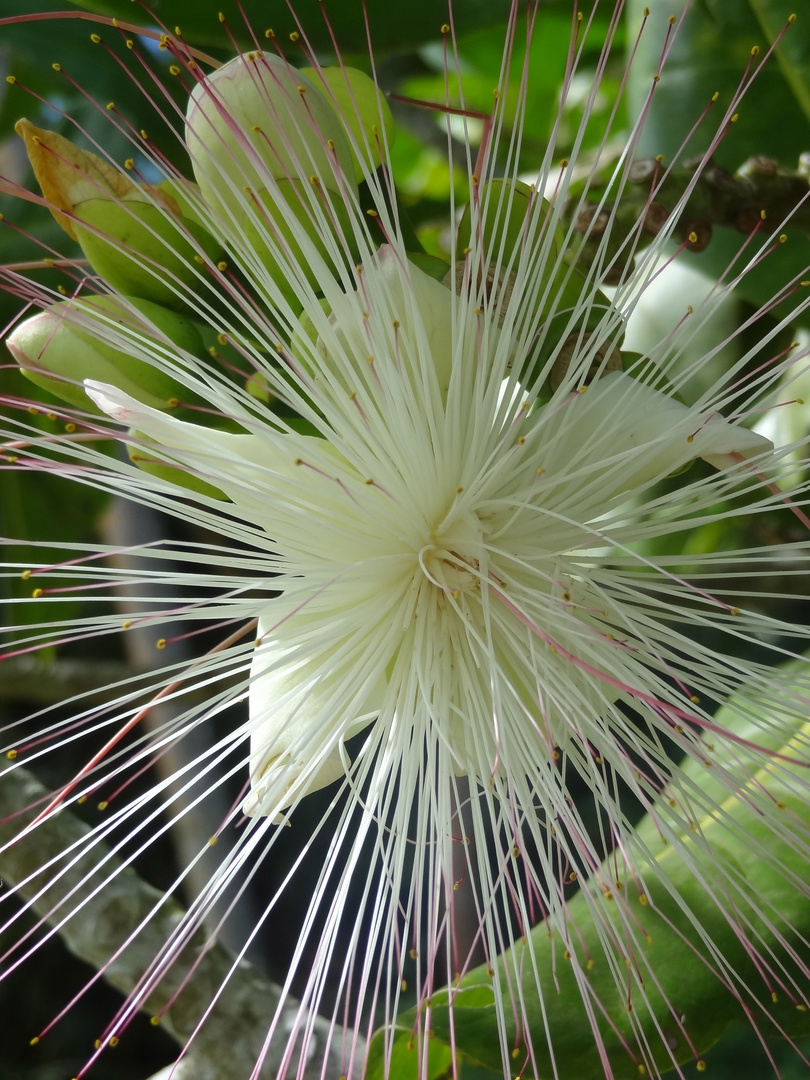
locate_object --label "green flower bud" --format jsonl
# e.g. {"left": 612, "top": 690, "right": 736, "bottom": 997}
{"left": 73, "top": 200, "right": 223, "bottom": 312}
{"left": 15, "top": 120, "right": 223, "bottom": 313}
{"left": 185, "top": 52, "right": 357, "bottom": 221}
{"left": 456, "top": 179, "right": 565, "bottom": 292}
{"left": 184, "top": 54, "right": 363, "bottom": 308}
{"left": 7, "top": 295, "right": 204, "bottom": 412}
{"left": 299, "top": 66, "right": 394, "bottom": 183}
{"left": 238, "top": 179, "right": 357, "bottom": 313}
{"left": 154, "top": 177, "right": 212, "bottom": 232}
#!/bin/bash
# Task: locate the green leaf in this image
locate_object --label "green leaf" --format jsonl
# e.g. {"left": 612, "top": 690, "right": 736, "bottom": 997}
{"left": 627, "top": 0, "right": 810, "bottom": 166}
{"left": 403, "top": 660, "right": 810, "bottom": 1078}
{"left": 741, "top": 0, "right": 810, "bottom": 125}
{"left": 366, "top": 1024, "right": 455, "bottom": 1080}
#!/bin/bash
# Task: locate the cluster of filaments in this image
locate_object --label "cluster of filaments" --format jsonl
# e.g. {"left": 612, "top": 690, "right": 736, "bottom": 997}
{"left": 2, "top": 13, "right": 810, "bottom": 1080}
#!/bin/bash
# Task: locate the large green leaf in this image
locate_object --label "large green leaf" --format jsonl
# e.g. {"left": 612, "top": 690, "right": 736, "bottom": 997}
{"left": 388, "top": 662, "right": 810, "bottom": 1079}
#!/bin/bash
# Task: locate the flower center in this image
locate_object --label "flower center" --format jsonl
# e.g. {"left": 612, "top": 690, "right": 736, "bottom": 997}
{"left": 420, "top": 546, "right": 480, "bottom": 596}
{"left": 418, "top": 510, "right": 485, "bottom": 598}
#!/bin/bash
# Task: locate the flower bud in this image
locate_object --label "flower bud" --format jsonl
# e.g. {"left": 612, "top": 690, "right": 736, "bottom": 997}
{"left": 7, "top": 295, "right": 204, "bottom": 412}
{"left": 456, "top": 179, "right": 564, "bottom": 278}
{"left": 185, "top": 52, "right": 356, "bottom": 217}
{"left": 185, "top": 54, "right": 361, "bottom": 309}
{"left": 16, "top": 120, "right": 223, "bottom": 312}
{"left": 299, "top": 66, "right": 394, "bottom": 183}
{"left": 237, "top": 178, "right": 357, "bottom": 314}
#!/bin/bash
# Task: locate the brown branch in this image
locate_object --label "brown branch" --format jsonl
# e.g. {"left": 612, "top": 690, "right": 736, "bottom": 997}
{"left": 569, "top": 153, "right": 810, "bottom": 284}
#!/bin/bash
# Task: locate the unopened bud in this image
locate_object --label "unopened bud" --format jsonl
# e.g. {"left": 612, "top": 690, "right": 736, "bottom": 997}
{"left": 238, "top": 179, "right": 357, "bottom": 313}
{"left": 457, "top": 179, "right": 564, "bottom": 278}
{"left": 185, "top": 54, "right": 361, "bottom": 308}
{"left": 16, "top": 120, "right": 223, "bottom": 311}
{"left": 299, "top": 66, "right": 394, "bottom": 183}
{"left": 185, "top": 52, "right": 356, "bottom": 219}
{"left": 453, "top": 179, "right": 567, "bottom": 331}
{"left": 455, "top": 178, "right": 623, "bottom": 390}
{"left": 7, "top": 295, "right": 204, "bottom": 411}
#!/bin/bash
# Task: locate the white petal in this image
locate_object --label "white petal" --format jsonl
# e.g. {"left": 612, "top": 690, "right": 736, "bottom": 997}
{"left": 85, "top": 379, "right": 351, "bottom": 522}
{"left": 536, "top": 372, "right": 772, "bottom": 511}
{"left": 245, "top": 609, "right": 387, "bottom": 817}
{"left": 314, "top": 247, "right": 478, "bottom": 403}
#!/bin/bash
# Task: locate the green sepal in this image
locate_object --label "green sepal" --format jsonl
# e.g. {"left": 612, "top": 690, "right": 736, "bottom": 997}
{"left": 126, "top": 429, "right": 226, "bottom": 500}
{"left": 74, "top": 199, "right": 224, "bottom": 314}
{"left": 407, "top": 252, "right": 451, "bottom": 282}
{"left": 455, "top": 179, "right": 624, "bottom": 390}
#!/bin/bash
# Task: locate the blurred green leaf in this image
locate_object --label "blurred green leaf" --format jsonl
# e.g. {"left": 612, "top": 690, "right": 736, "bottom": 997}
{"left": 743, "top": 0, "right": 810, "bottom": 124}
{"left": 63, "top": 0, "right": 516, "bottom": 54}
{"left": 400, "top": 661, "right": 810, "bottom": 1078}
{"left": 628, "top": 0, "right": 810, "bottom": 166}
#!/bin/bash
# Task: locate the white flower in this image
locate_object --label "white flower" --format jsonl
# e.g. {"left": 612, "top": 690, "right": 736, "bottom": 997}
{"left": 2, "top": 8, "right": 809, "bottom": 1080}
{"left": 86, "top": 270, "right": 772, "bottom": 826}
